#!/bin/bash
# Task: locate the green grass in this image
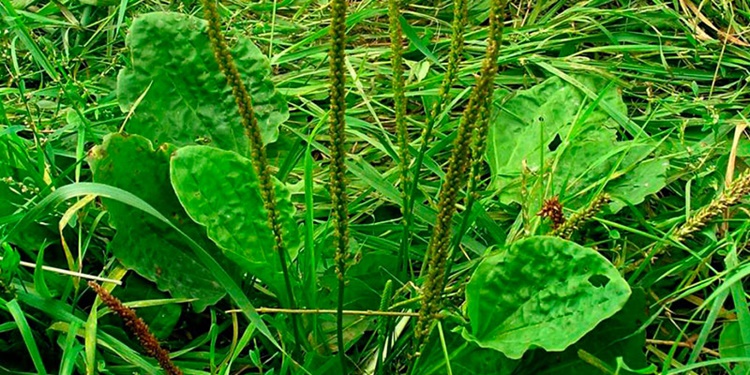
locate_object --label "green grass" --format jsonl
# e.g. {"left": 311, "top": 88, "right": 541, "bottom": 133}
{"left": 2, "top": 0, "right": 750, "bottom": 373}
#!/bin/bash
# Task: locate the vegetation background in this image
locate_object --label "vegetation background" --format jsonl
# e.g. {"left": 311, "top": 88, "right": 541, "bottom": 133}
{"left": 2, "top": 0, "right": 750, "bottom": 374}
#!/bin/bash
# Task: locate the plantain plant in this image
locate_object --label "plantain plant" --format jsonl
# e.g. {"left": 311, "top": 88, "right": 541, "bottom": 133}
{"left": 40, "top": 4, "right": 636, "bottom": 372}
{"left": 9, "top": 0, "right": 750, "bottom": 374}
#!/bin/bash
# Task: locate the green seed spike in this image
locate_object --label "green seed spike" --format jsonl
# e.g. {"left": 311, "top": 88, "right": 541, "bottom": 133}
{"left": 552, "top": 193, "right": 612, "bottom": 239}
{"left": 448, "top": 4, "right": 506, "bottom": 277}
{"left": 328, "top": 0, "right": 351, "bottom": 370}
{"left": 200, "top": 0, "right": 302, "bottom": 354}
{"left": 375, "top": 280, "right": 394, "bottom": 375}
{"left": 388, "top": 0, "right": 411, "bottom": 276}
{"left": 674, "top": 169, "right": 750, "bottom": 241}
{"left": 414, "top": 0, "right": 506, "bottom": 350}
{"left": 628, "top": 169, "right": 750, "bottom": 277}
{"left": 400, "top": 0, "right": 469, "bottom": 277}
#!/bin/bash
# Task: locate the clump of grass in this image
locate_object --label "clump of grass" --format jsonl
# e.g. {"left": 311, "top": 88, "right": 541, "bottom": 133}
{"left": 9, "top": 0, "right": 750, "bottom": 373}
{"left": 327, "top": 0, "right": 351, "bottom": 369}
{"left": 199, "top": 0, "right": 301, "bottom": 351}
{"left": 88, "top": 281, "right": 182, "bottom": 375}
{"left": 414, "top": 0, "right": 505, "bottom": 348}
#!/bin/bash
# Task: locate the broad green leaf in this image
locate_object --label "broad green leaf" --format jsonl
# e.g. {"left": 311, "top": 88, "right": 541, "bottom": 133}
{"left": 464, "top": 236, "right": 631, "bottom": 359}
{"left": 486, "top": 75, "right": 621, "bottom": 195}
{"left": 550, "top": 127, "right": 621, "bottom": 205}
{"left": 169, "top": 145, "right": 299, "bottom": 305}
{"left": 720, "top": 321, "right": 750, "bottom": 375}
{"left": 550, "top": 129, "right": 665, "bottom": 212}
{"left": 88, "top": 133, "right": 229, "bottom": 311}
{"left": 529, "top": 288, "right": 648, "bottom": 374}
{"left": 486, "top": 75, "right": 665, "bottom": 212}
{"left": 117, "top": 12, "right": 288, "bottom": 156}
{"left": 606, "top": 158, "right": 669, "bottom": 212}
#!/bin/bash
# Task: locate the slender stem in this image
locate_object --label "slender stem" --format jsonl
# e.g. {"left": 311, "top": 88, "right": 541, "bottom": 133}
{"left": 226, "top": 307, "right": 418, "bottom": 317}
{"left": 645, "top": 339, "right": 721, "bottom": 357}
{"left": 0, "top": 257, "right": 122, "bottom": 285}
{"left": 337, "top": 281, "right": 346, "bottom": 366}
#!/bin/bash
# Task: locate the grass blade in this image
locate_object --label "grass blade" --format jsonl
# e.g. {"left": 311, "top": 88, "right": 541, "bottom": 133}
{"left": 5, "top": 298, "right": 48, "bottom": 374}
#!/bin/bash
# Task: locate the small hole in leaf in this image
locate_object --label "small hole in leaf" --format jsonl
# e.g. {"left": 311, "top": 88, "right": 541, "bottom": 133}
{"left": 548, "top": 134, "right": 562, "bottom": 151}
{"left": 588, "top": 274, "right": 609, "bottom": 288}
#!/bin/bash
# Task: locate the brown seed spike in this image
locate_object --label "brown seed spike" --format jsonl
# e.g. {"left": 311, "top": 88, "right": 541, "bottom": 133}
{"left": 88, "top": 281, "right": 183, "bottom": 375}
